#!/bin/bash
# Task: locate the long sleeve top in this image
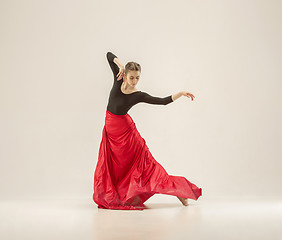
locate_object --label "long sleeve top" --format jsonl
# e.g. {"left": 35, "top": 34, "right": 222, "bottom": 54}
{"left": 106, "top": 51, "right": 173, "bottom": 115}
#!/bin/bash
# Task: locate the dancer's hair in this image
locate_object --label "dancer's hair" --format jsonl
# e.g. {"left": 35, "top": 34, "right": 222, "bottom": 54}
{"left": 125, "top": 62, "right": 141, "bottom": 75}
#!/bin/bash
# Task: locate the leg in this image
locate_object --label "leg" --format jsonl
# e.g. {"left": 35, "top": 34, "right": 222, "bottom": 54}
{"left": 177, "top": 196, "right": 189, "bottom": 206}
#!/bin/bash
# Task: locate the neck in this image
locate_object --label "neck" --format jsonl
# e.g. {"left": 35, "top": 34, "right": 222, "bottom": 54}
{"left": 124, "top": 82, "right": 135, "bottom": 91}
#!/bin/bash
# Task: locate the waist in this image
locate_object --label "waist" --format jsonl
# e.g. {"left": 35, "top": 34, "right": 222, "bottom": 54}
{"left": 105, "top": 110, "right": 133, "bottom": 124}
{"left": 106, "top": 109, "right": 128, "bottom": 117}
{"left": 105, "top": 110, "right": 135, "bottom": 134}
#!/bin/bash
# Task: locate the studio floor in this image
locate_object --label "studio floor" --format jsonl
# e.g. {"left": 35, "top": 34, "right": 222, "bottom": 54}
{"left": 1, "top": 195, "right": 281, "bottom": 240}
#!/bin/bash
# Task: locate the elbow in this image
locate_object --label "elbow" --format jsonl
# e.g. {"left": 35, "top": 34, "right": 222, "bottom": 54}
{"left": 106, "top": 51, "right": 113, "bottom": 58}
{"left": 106, "top": 51, "right": 117, "bottom": 62}
{"left": 106, "top": 52, "right": 110, "bottom": 61}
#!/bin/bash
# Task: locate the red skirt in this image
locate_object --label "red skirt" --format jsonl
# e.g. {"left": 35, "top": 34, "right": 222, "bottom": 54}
{"left": 93, "top": 110, "right": 202, "bottom": 210}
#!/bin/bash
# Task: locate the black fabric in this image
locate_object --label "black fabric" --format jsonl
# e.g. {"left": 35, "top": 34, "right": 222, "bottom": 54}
{"left": 106, "top": 51, "right": 173, "bottom": 115}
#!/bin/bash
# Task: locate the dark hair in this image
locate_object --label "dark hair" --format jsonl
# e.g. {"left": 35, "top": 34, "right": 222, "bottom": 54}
{"left": 125, "top": 62, "right": 141, "bottom": 75}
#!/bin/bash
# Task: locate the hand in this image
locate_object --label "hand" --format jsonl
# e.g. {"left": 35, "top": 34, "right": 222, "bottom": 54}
{"left": 116, "top": 66, "right": 125, "bottom": 81}
{"left": 182, "top": 91, "right": 195, "bottom": 101}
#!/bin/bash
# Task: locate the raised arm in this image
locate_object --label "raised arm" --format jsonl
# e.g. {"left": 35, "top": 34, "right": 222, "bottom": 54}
{"left": 106, "top": 51, "right": 118, "bottom": 78}
{"left": 106, "top": 51, "right": 120, "bottom": 80}
{"left": 139, "top": 92, "right": 173, "bottom": 105}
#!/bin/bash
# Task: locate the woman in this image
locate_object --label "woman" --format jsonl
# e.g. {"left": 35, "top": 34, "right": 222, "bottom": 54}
{"left": 92, "top": 51, "right": 202, "bottom": 210}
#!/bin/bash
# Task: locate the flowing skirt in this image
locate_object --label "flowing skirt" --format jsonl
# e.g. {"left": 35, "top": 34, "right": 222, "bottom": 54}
{"left": 93, "top": 110, "right": 202, "bottom": 210}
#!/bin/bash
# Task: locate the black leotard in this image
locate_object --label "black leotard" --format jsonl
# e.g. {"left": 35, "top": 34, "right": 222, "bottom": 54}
{"left": 106, "top": 52, "right": 173, "bottom": 115}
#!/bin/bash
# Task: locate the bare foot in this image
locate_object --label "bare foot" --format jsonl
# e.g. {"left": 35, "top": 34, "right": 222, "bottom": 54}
{"left": 131, "top": 195, "right": 142, "bottom": 205}
{"left": 177, "top": 196, "right": 189, "bottom": 206}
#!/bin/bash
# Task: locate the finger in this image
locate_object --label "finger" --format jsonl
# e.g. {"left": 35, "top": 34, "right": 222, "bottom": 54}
{"left": 117, "top": 71, "right": 122, "bottom": 79}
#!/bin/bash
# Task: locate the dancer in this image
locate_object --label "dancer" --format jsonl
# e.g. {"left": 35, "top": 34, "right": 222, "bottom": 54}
{"left": 93, "top": 51, "right": 202, "bottom": 210}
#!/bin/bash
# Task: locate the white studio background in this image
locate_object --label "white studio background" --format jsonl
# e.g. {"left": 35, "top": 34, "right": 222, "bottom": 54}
{"left": 0, "top": 0, "right": 281, "bottom": 201}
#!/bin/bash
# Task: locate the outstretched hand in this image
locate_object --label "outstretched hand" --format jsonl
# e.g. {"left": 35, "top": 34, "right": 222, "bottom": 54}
{"left": 182, "top": 91, "right": 195, "bottom": 101}
{"left": 116, "top": 66, "right": 125, "bottom": 81}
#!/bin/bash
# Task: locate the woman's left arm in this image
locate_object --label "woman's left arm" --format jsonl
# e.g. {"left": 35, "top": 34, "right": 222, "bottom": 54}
{"left": 171, "top": 91, "right": 195, "bottom": 101}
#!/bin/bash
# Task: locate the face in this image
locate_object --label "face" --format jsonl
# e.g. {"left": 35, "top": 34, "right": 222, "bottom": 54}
{"left": 124, "top": 70, "right": 140, "bottom": 88}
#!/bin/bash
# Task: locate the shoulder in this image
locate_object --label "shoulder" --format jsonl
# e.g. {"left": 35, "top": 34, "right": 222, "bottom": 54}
{"left": 137, "top": 91, "right": 150, "bottom": 101}
{"left": 138, "top": 91, "right": 150, "bottom": 96}
{"left": 137, "top": 91, "right": 146, "bottom": 96}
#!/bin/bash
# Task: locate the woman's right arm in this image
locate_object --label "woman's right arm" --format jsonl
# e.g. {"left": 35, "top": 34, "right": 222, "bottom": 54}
{"left": 113, "top": 56, "right": 124, "bottom": 69}
{"left": 106, "top": 52, "right": 123, "bottom": 80}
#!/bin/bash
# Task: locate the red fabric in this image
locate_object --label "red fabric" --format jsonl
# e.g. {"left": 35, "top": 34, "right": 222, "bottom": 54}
{"left": 93, "top": 110, "right": 202, "bottom": 210}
